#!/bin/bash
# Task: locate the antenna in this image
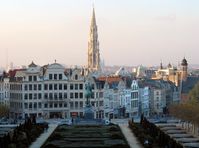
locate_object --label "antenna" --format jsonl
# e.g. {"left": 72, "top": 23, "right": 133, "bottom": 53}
{"left": 92, "top": 0, "right": 95, "bottom": 8}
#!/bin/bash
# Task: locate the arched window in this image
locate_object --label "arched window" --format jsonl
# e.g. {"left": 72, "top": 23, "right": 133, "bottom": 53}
{"left": 75, "top": 74, "right": 78, "bottom": 80}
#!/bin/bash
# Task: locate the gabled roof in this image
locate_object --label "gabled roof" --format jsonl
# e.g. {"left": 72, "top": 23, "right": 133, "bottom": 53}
{"left": 8, "top": 69, "right": 25, "bottom": 78}
{"left": 97, "top": 76, "right": 122, "bottom": 84}
{"left": 28, "top": 61, "right": 37, "bottom": 67}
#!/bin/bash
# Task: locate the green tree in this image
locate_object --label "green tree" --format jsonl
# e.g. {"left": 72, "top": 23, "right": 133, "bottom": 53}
{"left": 188, "top": 81, "right": 199, "bottom": 100}
{"left": 0, "top": 104, "right": 10, "bottom": 118}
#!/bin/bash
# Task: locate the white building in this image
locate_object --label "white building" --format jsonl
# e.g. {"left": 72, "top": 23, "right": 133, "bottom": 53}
{"left": 103, "top": 76, "right": 125, "bottom": 119}
{"left": 9, "top": 62, "right": 105, "bottom": 119}
{"left": 0, "top": 76, "right": 10, "bottom": 106}
{"left": 139, "top": 86, "right": 150, "bottom": 117}
{"left": 130, "top": 80, "right": 139, "bottom": 117}
{"left": 119, "top": 89, "right": 131, "bottom": 117}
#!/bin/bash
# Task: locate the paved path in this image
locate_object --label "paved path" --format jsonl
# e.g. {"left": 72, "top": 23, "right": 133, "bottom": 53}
{"left": 29, "top": 124, "right": 58, "bottom": 148}
{"left": 119, "top": 124, "right": 143, "bottom": 148}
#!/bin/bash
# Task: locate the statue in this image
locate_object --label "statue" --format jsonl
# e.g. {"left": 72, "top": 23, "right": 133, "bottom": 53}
{"left": 85, "top": 83, "right": 93, "bottom": 106}
{"left": 84, "top": 82, "right": 94, "bottom": 119}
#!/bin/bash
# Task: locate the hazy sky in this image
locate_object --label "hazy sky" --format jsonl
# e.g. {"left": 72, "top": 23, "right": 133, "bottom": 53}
{"left": 0, "top": 0, "right": 199, "bottom": 68}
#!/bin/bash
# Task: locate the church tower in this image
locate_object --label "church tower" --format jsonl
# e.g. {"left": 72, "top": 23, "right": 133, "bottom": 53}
{"left": 181, "top": 57, "right": 188, "bottom": 81}
{"left": 88, "top": 8, "right": 101, "bottom": 72}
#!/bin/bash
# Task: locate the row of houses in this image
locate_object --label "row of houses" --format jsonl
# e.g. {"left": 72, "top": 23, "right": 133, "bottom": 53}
{"left": 0, "top": 61, "right": 181, "bottom": 119}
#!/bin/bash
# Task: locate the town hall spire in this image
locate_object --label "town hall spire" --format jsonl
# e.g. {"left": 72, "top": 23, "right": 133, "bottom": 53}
{"left": 87, "top": 7, "right": 101, "bottom": 72}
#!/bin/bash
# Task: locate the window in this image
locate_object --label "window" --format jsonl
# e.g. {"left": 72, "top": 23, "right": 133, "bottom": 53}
{"left": 24, "top": 103, "right": 28, "bottom": 109}
{"left": 49, "top": 103, "right": 53, "bottom": 108}
{"left": 44, "top": 103, "right": 48, "bottom": 108}
{"left": 49, "top": 84, "right": 52, "bottom": 90}
{"left": 29, "top": 94, "right": 32, "bottom": 99}
{"left": 75, "top": 84, "right": 78, "bottom": 90}
{"left": 33, "top": 93, "right": 37, "bottom": 99}
{"left": 59, "top": 84, "right": 62, "bottom": 90}
{"left": 38, "top": 93, "right": 42, "bottom": 99}
{"left": 28, "top": 76, "right": 32, "bottom": 81}
{"left": 70, "top": 102, "right": 73, "bottom": 108}
{"left": 33, "top": 76, "right": 37, "bottom": 81}
{"left": 99, "top": 101, "right": 103, "bottom": 106}
{"left": 70, "top": 84, "right": 73, "bottom": 90}
{"left": 64, "top": 103, "right": 67, "bottom": 107}
{"left": 49, "top": 93, "right": 53, "bottom": 99}
{"left": 24, "top": 85, "right": 28, "bottom": 91}
{"left": 38, "top": 102, "right": 41, "bottom": 108}
{"left": 64, "top": 84, "right": 67, "bottom": 90}
{"left": 34, "top": 84, "right": 37, "bottom": 90}
{"left": 29, "top": 84, "right": 32, "bottom": 91}
{"left": 91, "top": 84, "right": 94, "bottom": 89}
{"left": 54, "top": 84, "right": 57, "bottom": 90}
{"left": 54, "top": 93, "right": 57, "bottom": 99}
{"left": 80, "top": 101, "right": 83, "bottom": 108}
{"left": 59, "top": 103, "right": 62, "bottom": 108}
{"left": 64, "top": 93, "right": 67, "bottom": 99}
{"left": 132, "top": 100, "right": 138, "bottom": 108}
{"left": 79, "top": 84, "right": 83, "bottom": 90}
{"left": 59, "top": 74, "right": 62, "bottom": 80}
{"left": 75, "top": 102, "right": 78, "bottom": 108}
{"left": 49, "top": 74, "right": 52, "bottom": 80}
{"left": 29, "top": 102, "right": 32, "bottom": 108}
{"left": 59, "top": 93, "right": 62, "bottom": 99}
{"left": 44, "top": 84, "right": 48, "bottom": 90}
{"left": 54, "top": 103, "right": 57, "bottom": 108}
{"left": 75, "top": 93, "right": 78, "bottom": 98}
{"left": 38, "top": 84, "right": 41, "bottom": 90}
{"left": 70, "top": 93, "right": 73, "bottom": 99}
{"left": 34, "top": 102, "right": 37, "bottom": 109}
{"left": 54, "top": 74, "right": 57, "bottom": 80}
{"left": 24, "top": 94, "right": 28, "bottom": 100}
{"left": 91, "top": 101, "right": 95, "bottom": 107}
{"left": 79, "top": 93, "right": 83, "bottom": 99}
{"left": 44, "top": 93, "right": 48, "bottom": 99}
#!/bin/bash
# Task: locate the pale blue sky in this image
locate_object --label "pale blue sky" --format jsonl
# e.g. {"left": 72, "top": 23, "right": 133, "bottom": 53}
{"left": 0, "top": 0, "right": 199, "bottom": 68}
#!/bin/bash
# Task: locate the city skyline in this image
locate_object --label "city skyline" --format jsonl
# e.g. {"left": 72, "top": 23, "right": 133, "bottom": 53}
{"left": 0, "top": 0, "right": 199, "bottom": 68}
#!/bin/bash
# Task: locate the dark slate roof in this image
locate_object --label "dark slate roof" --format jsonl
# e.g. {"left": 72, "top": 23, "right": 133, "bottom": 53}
{"left": 181, "top": 76, "right": 199, "bottom": 94}
{"left": 181, "top": 57, "right": 188, "bottom": 66}
{"left": 137, "top": 78, "right": 178, "bottom": 91}
{"left": 28, "top": 61, "right": 37, "bottom": 67}
{"left": 109, "top": 81, "right": 119, "bottom": 89}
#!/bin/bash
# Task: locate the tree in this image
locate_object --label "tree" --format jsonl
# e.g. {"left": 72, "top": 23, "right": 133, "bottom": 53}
{"left": 169, "top": 82, "right": 199, "bottom": 134}
{"left": 0, "top": 104, "right": 10, "bottom": 118}
{"left": 188, "top": 81, "right": 199, "bottom": 100}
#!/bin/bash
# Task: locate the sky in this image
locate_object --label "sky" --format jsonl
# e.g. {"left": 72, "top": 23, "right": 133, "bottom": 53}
{"left": 0, "top": 0, "right": 199, "bottom": 68}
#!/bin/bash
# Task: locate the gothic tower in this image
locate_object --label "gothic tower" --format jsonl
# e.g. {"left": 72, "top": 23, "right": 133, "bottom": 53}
{"left": 181, "top": 57, "right": 188, "bottom": 81}
{"left": 88, "top": 8, "right": 101, "bottom": 72}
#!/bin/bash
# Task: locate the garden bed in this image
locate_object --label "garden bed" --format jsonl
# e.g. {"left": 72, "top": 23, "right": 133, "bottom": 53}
{"left": 42, "top": 124, "right": 130, "bottom": 148}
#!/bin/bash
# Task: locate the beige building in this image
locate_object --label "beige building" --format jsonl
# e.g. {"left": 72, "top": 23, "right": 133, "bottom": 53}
{"left": 152, "top": 57, "right": 188, "bottom": 86}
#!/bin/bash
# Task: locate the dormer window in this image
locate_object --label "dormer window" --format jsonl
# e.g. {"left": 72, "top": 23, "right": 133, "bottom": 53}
{"left": 29, "top": 76, "right": 32, "bottom": 81}
{"left": 33, "top": 76, "right": 37, "bottom": 81}
{"left": 75, "top": 74, "right": 78, "bottom": 80}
